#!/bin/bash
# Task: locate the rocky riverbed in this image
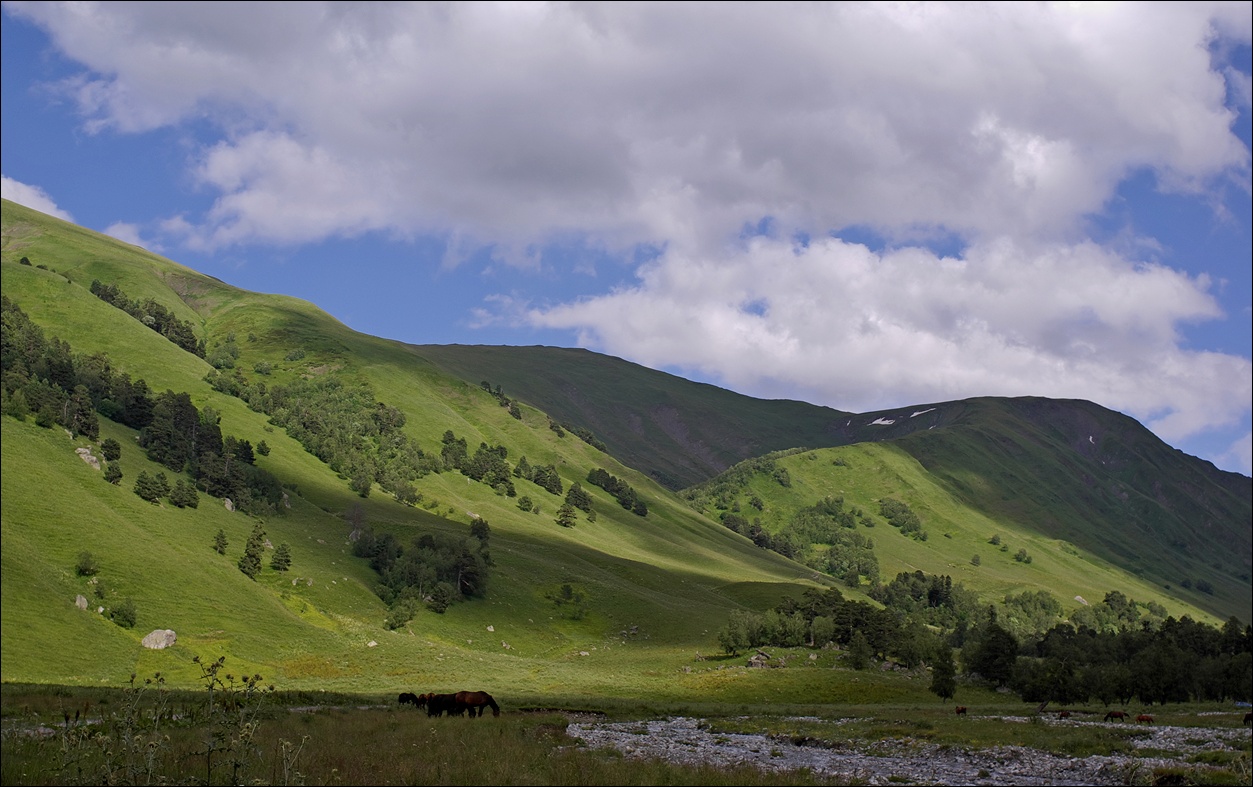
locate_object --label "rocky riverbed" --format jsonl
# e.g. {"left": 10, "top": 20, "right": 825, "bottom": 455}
{"left": 566, "top": 713, "right": 1251, "bottom": 785}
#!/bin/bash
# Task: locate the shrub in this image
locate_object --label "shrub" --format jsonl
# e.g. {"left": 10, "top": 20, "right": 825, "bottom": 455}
{"left": 100, "top": 438, "right": 122, "bottom": 461}
{"left": 110, "top": 598, "right": 138, "bottom": 628}
{"left": 76, "top": 551, "right": 100, "bottom": 577}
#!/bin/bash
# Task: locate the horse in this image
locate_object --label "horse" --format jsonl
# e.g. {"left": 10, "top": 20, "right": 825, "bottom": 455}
{"left": 1104, "top": 710, "right": 1128, "bottom": 722}
{"left": 1244, "top": 711, "right": 1252, "bottom": 726}
{"left": 424, "top": 693, "right": 462, "bottom": 717}
{"left": 398, "top": 691, "right": 419, "bottom": 706}
{"left": 954, "top": 706, "right": 967, "bottom": 717}
{"left": 1057, "top": 711, "right": 1071, "bottom": 719}
{"left": 455, "top": 690, "right": 501, "bottom": 717}
{"left": 1135, "top": 714, "right": 1154, "bottom": 724}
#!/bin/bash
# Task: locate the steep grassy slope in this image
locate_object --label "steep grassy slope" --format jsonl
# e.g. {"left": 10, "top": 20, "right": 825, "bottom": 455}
{"left": 1, "top": 199, "right": 823, "bottom": 695}
{"left": 413, "top": 343, "right": 852, "bottom": 490}
{"left": 2, "top": 197, "right": 1247, "bottom": 704}
{"left": 416, "top": 347, "right": 1252, "bottom": 623}
{"left": 683, "top": 440, "right": 1243, "bottom": 626}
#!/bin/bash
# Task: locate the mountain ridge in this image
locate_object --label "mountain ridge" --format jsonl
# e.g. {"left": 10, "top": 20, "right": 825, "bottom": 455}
{"left": 2, "top": 197, "right": 1249, "bottom": 696}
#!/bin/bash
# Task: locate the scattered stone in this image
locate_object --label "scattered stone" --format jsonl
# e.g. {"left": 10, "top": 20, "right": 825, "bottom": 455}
{"left": 75, "top": 594, "right": 88, "bottom": 610}
{"left": 141, "top": 629, "right": 177, "bottom": 649}
{"left": 367, "top": 640, "right": 377, "bottom": 648}
{"left": 565, "top": 715, "right": 1248, "bottom": 786}
{"left": 487, "top": 625, "right": 495, "bottom": 632}
{"left": 75, "top": 447, "right": 100, "bottom": 470}
{"left": 224, "top": 498, "right": 234, "bottom": 512}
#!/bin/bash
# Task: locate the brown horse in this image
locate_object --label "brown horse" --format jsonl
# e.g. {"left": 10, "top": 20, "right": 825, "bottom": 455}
{"left": 1244, "top": 711, "right": 1252, "bottom": 725}
{"left": 398, "top": 691, "right": 420, "bottom": 706}
{"left": 1135, "top": 714, "right": 1154, "bottom": 724}
{"left": 424, "top": 693, "right": 462, "bottom": 717}
{"left": 455, "top": 690, "right": 500, "bottom": 717}
{"left": 1104, "top": 710, "right": 1128, "bottom": 722}
{"left": 955, "top": 706, "right": 967, "bottom": 717}
{"left": 1057, "top": 711, "right": 1071, "bottom": 719}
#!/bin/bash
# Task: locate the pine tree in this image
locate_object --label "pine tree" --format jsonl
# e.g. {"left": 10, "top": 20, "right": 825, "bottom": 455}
{"left": 930, "top": 645, "right": 957, "bottom": 701}
{"left": 104, "top": 461, "right": 123, "bottom": 485}
{"left": 555, "top": 501, "right": 577, "bottom": 528}
{"left": 213, "top": 529, "right": 229, "bottom": 555}
{"left": 270, "top": 542, "right": 292, "bottom": 571}
{"left": 238, "top": 523, "right": 266, "bottom": 579}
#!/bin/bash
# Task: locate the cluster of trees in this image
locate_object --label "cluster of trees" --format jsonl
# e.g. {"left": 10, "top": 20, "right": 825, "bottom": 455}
{"left": 679, "top": 448, "right": 809, "bottom": 512}
{"left": 133, "top": 470, "right": 200, "bottom": 508}
{"left": 979, "top": 613, "right": 1252, "bottom": 706}
{"left": 2, "top": 297, "right": 280, "bottom": 514}
{"left": 479, "top": 380, "right": 522, "bottom": 420}
{"left": 513, "top": 455, "right": 564, "bottom": 496}
{"left": 352, "top": 519, "right": 492, "bottom": 623}
{"left": 587, "top": 468, "right": 647, "bottom": 516}
{"left": 137, "top": 390, "right": 284, "bottom": 515}
{"left": 721, "top": 495, "right": 880, "bottom": 586}
{"left": 441, "top": 432, "right": 516, "bottom": 495}
{"left": 89, "top": 280, "right": 205, "bottom": 358}
{"left": 717, "top": 578, "right": 1253, "bottom": 705}
{"left": 208, "top": 371, "right": 442, "bottom": 503}
{"left": 879, "top": 497, "right": 926, "bottom": 540}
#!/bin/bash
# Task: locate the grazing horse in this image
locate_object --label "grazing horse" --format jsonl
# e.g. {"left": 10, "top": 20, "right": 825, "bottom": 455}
{"left": 1244, "top": 712, "right": 1252, "bottom": 725}
{"left": 955, "top": 706, "right": 967, "bottom": 717}
{"left": 455, "top": 690, "right": 501, "bottom": 717}
{"left": 1057, "top": 711, "right": 1071, "bottom": 719}
{"left": 1135, "top": 714, "right": 1154, "bottom": 724}
{"left": 1104, "top": 710, "right": 1128, "bottom": 722}
{"left": 398, "top": 691, "right": 419, "bottom": 706}
{"left": 425, "top": 693, "right": 463, "bottom": 717}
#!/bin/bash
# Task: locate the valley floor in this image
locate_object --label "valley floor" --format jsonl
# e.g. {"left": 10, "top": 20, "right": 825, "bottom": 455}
{"left": 566, "top": 712, "right": 1253, "bottom": 785}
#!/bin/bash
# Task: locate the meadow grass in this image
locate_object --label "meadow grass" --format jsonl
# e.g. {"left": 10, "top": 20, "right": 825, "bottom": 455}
{"left": 4, "top": 681, "right": 1250, "bottom": 786}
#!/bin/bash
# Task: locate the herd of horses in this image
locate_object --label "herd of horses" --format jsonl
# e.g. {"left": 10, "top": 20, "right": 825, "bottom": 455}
{"left": 398, "top": 690, "right": 500, "bottom": 717}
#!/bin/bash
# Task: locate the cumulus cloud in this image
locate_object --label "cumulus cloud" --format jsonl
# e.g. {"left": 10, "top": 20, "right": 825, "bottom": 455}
{"left": 103, "top": 221, "right": 151, "bottom": 249}
{"left": 527, "top": 234, "right": 1252, "bottom": 445}
{"left": 6, "top": 1, "right": 1251, "bottom": 466}
{"left": 1, "top": 175, "right": 73, "bottom": 221}
{"left": 7, "top": 1, "right": 1249, "bottom": 251}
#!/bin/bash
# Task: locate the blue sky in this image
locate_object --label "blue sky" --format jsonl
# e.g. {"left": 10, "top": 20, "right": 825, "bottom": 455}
{"left": 3, "top": 1, "right": 1250, "bottom": 476}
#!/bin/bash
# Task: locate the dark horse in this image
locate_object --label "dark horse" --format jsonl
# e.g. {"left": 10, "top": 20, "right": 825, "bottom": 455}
{"left": 455, "top": 690, "right": 501, "bottom": 717}
{"left": 398, "top": 692, "right": 420, "bottom": 706}
{"left": 424, "top": 693, "right": 463, "bottom": 717}
{"left": 954, "top": 706, "right": 967, "bottom": 716}
{"left": 1135, "top": 714, "right": 1154, "bottom": 724}
{"left": 1104, "top": 710, "right": 1128, "bottom": 722}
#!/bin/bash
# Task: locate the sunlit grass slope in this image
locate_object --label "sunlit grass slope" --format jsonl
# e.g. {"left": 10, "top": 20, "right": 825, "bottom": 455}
{"left": 1, "top": 199, "right": 827, "bottom": 699}
{"left": 2, "top": 196, "right": 1247, "bottom": 710}
{"left": 684, "top": 441, "right": 1228, "bottom": 626}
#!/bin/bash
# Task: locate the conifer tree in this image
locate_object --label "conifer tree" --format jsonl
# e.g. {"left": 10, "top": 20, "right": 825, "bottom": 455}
{"left": 238, "top": 523, "right": 266, "bottom": 579}
{"left": 270, "top": 542, "right": 292, "bottom": 571}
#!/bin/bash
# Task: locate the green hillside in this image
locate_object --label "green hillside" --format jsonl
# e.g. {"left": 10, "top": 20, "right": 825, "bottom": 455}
{"left": 1, "top": 197, "right": 1248, "bottom": 704}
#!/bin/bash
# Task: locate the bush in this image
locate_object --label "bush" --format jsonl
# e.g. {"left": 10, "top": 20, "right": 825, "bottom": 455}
{"left": 104, "top": 461, "right": 123, "bottom": 485}
{"left": 100, "top": 438, "right": 122, "bottom": 462}
{"left": 170, "top": 479, "right": 200, "bottom": 508}
{"left": 76, "top": 551, "right": 100, "bottom": 577}
{"left": 110, "top": 598, "right": 138, "bottom": 628}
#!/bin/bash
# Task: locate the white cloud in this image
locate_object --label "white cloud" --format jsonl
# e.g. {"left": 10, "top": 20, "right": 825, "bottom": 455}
{"left": 1217, "top": 431, "right": 1253, "bottom": 477}
{"left": 527, "top": 235, "right": 1252, "bottom": 448}
{"left": 6, "top": 1, "right": 1251, "bottom": 467}
{"left": 102, "top": 221, "right": 151, "bottom": 249}
{"left": 1, "top": 175, "right": 73, "bottom": 221}
{"left": 6, "top": 1, "right": 1249, "bottom": 251}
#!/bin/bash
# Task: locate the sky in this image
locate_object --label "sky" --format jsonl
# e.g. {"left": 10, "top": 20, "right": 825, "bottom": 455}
{"left": 2, "top": 2, "right": 1251, "bottom": 477}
